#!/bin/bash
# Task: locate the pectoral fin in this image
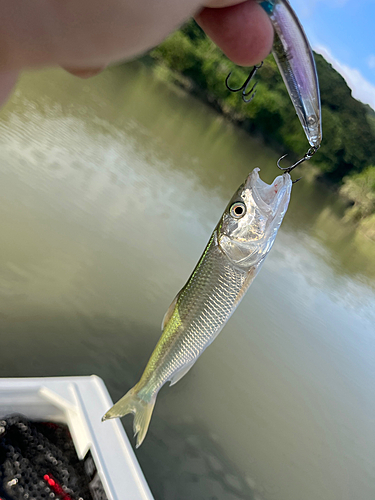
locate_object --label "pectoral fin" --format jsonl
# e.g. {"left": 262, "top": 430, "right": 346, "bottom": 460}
{"left": 233, "top": 266, "right": 257, "bottom": 307}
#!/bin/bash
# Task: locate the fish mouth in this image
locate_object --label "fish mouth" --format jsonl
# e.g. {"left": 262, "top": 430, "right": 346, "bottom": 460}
{"left": 218, "top": 168, "right": 292, "bottom": 267}
{"left": 245, "top": 167, "right": 292, "bottom": 217}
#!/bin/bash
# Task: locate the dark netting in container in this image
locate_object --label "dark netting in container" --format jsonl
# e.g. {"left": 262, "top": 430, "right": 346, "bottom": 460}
{"left": 0, "top": 415, "right": 93, "bottom": 500}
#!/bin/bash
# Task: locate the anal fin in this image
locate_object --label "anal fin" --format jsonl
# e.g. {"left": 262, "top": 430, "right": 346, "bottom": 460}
{"left": 169, "top": 360, "right": 196, "bottom": 386}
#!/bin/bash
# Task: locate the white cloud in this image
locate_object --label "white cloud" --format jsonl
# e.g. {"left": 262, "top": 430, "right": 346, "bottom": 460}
{"left": 315, "top": 45, "right": 375, "bottom": 110}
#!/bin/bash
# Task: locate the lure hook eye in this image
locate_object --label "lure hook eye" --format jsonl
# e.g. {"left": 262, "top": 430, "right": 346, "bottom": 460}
{"left": 230, "top": 202, "right": 246, "bottom": 219}
{"left": 277, "top": 145, "right": 320, "bottom": 175}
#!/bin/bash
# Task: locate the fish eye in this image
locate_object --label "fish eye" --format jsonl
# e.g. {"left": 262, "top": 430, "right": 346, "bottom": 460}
{"left": 230, "top": 202, "right": 246, "bottom": 219}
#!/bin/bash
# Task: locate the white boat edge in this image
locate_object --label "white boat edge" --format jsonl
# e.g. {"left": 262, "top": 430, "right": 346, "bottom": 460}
{"left": 0, "top": 375, "right": 154, "bottom": 500}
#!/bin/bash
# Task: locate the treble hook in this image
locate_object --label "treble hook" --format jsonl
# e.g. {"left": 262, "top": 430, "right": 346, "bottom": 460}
{"left": 225, "top": 62, "right": 264, "bottom": 103}
{"left": 277, "top": 145, "right": 320, "bottom": 175}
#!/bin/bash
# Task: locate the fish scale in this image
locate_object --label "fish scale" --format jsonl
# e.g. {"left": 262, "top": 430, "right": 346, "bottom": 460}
{"left": 156, "top": 242, "right": 249, "bottom": 381}
{"left": 103, "top": 168, "right": 292, "bottom": 447}
{"left": 138, "top": 241, "right": 248, "bottom": 394}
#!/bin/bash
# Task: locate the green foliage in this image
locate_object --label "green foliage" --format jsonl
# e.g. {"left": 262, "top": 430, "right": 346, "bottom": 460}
{"left": 359, "top": 213, "right": 375, "bottom": 240}
{"left": 150, "top": 20, "right": 375, "bottom": 186}
{"left": 152, "top": 31, "right": 202, "bottom": 78}
{"left": 340, "top": 166, "right": 375, "bottom": 220}
{"left": 366, "top": 106, "right": 375, "bottom": 135}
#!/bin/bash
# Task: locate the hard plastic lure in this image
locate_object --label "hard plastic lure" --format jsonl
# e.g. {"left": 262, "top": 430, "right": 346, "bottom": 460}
{"left": 103, "top": 168, "right": 292, "bottom": 447}
{"left": 227, "top": 0, "right": 322, "bottom": 169}
{"left": 259, "top": 0, "right": 322, "bottom": 150}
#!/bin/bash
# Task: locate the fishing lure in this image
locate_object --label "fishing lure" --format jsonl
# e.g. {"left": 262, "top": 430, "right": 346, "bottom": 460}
{"left": 103, "top": 168, "right": 292, "bottom": 447}
{"left": 227, "top": 0, "right": 322, "bottom": 172}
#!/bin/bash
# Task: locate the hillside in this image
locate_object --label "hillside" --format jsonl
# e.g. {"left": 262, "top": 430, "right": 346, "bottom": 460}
{"left": 150, "top": 20, "right": 375, "bottom": 185}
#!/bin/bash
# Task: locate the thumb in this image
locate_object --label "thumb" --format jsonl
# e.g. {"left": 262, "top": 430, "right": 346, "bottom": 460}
{"left": 0, "top": 71, "right": 18, "bottom": 107}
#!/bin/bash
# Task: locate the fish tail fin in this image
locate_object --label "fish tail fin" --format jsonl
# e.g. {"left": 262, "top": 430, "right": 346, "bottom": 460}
{"left": 102, "top": 385, "right": 156, "bottom": 448}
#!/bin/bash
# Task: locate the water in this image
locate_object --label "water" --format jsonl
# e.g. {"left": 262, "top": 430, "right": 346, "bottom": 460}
{"left": 0, "top": 63, "right": 374, "bottom": 500}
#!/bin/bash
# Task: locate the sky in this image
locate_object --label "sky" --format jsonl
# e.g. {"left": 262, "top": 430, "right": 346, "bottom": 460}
{"left": 290, "top": 0, "right": 375, "bottom": 110}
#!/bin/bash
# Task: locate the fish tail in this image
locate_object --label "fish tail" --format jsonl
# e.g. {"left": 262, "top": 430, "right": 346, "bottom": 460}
{"left": 102, "top": 385, "right": 156, "bottom": 448}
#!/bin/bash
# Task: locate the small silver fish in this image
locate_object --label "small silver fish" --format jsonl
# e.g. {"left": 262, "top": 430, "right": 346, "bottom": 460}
{"left": 103, "top": 168, "right": 292, "bottom": 447}
{"left": 259, "top": 0, "right": 322, "bottom": 148}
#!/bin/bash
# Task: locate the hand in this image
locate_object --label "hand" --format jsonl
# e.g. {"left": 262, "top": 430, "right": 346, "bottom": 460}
{"left": 0, "top": 0, "right": 272, "bottom": 106}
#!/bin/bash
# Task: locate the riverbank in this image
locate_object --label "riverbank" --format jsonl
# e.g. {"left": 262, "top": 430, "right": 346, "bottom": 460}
{"left": 132, "top": 66, "right": 375, "bottom": 240}
{"left": 138, "top": 21, "right": 375, "bottom": 241}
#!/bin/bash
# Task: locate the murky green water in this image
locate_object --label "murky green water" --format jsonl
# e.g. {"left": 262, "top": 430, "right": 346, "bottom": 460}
{"left": 0, "top": 63, "right": 374, "bottom": 500}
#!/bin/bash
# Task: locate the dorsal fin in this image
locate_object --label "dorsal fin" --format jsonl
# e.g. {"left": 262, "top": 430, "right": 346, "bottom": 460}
{"left": 161, "top": 291, "right": 181, "bottom": 331}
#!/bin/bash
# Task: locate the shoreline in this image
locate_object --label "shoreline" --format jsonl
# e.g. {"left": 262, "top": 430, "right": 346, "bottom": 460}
{"left": 137, "top": 56, "right": 375, "bottom": 241}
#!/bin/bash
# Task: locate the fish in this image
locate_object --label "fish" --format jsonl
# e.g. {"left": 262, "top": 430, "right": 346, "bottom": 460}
{"left": 102, "top": 168, "right": 292, "bottom": 447}
{"left": 259, "top": 0, "right": 322, "bottom": 148}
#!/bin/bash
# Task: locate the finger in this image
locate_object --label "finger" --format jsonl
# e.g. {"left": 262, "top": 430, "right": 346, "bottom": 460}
{"left": 196, "top": 1, "right": 273, "bottom": 66}
{"left": 0, "top": 71, "right": 18, "bottom": 107}
{"left": 0, "top": 0, "right": 205, "bottom": 71}
{"left": 62, "top": 66, "right": 107, "bottom": 78}
{"left": 204, "top": 0, "right": 246, "bottom": 7}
